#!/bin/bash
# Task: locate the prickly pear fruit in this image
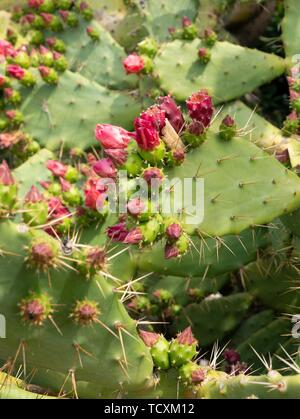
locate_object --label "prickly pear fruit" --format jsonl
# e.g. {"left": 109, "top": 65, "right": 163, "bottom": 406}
{"left": 140, "top": 330, "right": 170, "bottom": 370}
{"left": 169, "top": 327, "right": 198, "bottom": 368}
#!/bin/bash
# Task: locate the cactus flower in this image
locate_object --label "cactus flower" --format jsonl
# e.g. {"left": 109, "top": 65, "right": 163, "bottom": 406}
{"left": 186, "top": 90, "right": 214, "bottom": 128}
{"left": 134, "top": 116, "right": 161, "bottom": 151}
{"left": 140, "top": 105, "right": 166, "bottom": 132}
{"left": 95, "top": 124, "right": 132, "bottom": 149}
{"left": 47, "top": 160, "right": 68, "bottom": 177}
{"left": 123, "top": 54, "right": 145, "bottom": 74}
{"left": 158, "top": 95, "right": 185, "bottom": 133}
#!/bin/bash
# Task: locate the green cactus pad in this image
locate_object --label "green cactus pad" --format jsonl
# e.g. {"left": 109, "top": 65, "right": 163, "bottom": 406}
{"left": 57, "top": 19, "right": 138, "bottom": 90}
{"left": 198, "top": 372, "right": 300, "bottom": 399}
{"left": 114, "top": 0, "right": 199, "bottom": 48}
{"left": 154, "top": 40, "right": 287, "bottom": 104}
{"left": 13, "top": 149, "right": 54, "bottom": 199}
{"left": 135, "top": 228, "right": 269, "bottom": 278}
{"left": 171, "top": 293, "right": 253, "bottom": 346}
{"left": 236, "top": 318, "right": 292, "bottom": 371}
{"left": 282, "top": 0, "right": 300, "bottom": 59}
{"left": 21, "top": 71, "right": 141, "bottom": 150}
{"left": 0, "top": 220, "right": 153, "bottom": 398}
{"left": 165, "top": 131, "right": 300, "bottom": 236}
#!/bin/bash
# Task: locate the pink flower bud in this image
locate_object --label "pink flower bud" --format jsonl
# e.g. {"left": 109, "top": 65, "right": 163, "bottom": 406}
{"left": 6, "top": 110, "right": 17, "bottom": 120}
{"left": 176, "top": 326, "right": 198, "bottom": 346}
{"left": 123, "top": 54, "right": 145, "bottom": 74}
{"left": 0, "top": 160, "right": 14, "bottom": 185}
{"left": 107, "top": 222, "right": 128, "bottom": 242}
{"left": 46, "top": 160, "right": 68, "bottom": 177}
{"left": 191, "top": 369, "right": 205, "bottom": 384}
{"left": 143, "top": 167, "right": 164, "bottom": 185}
{"left": 182, "top": 16, "right": 192, "bottom": 27}
{"left": 104, "top": 148, "right": 128, "bottom": 166}
{"left": 59, "top": 10, "right": 69, "bottom": 21}
{"left": 38, "top": 65, "right": 51, "bottom": 78}
{"left": 0, "top": 74, "right": 7, "bottom": 87}
{"left": 127, "top": 198, "right": 145, "bottom": 216}
{"left": 25, "top": 185, "right": 44, "bottom": 203}
{"left": 139, "top": 330, "right": 160, "bottom": 347}
{"left": 28, "top": 0, "right": 44, "bottom": 8}
{"left": 60, "top": 177, "right": 71, "bottom": 192}
{"left": 84, "top": 178, "right": 107, "bottom": 210}
{"left": 0, "top": 40, "right": 15, "bottom": 58}
{"left": 40, "top": 13, "right": 54, "bottom": 25}
{"left": 166, "top": 223, "right": 182, "bottom": 240}
{"left": 6, "top": 64, "right": 26, "bottom": 80}
{"left": 123, "top": 227, "right": 143, "bottom": 244}
{"left": 165, "top": 244, "right": 180, "bottom": 259}
{"left": 173, "top": 149, "right": 185, "bottom": 164}
{"left": 95, "top": 124, "right": 132, "bottom": 149}
{"left": 93, "top": 158, "right": 117, "bottom": 179}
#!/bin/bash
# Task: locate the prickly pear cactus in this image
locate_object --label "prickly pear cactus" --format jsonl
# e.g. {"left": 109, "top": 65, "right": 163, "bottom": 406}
{"left": 1, "top": 0, "right": 300, "bottom": 400}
